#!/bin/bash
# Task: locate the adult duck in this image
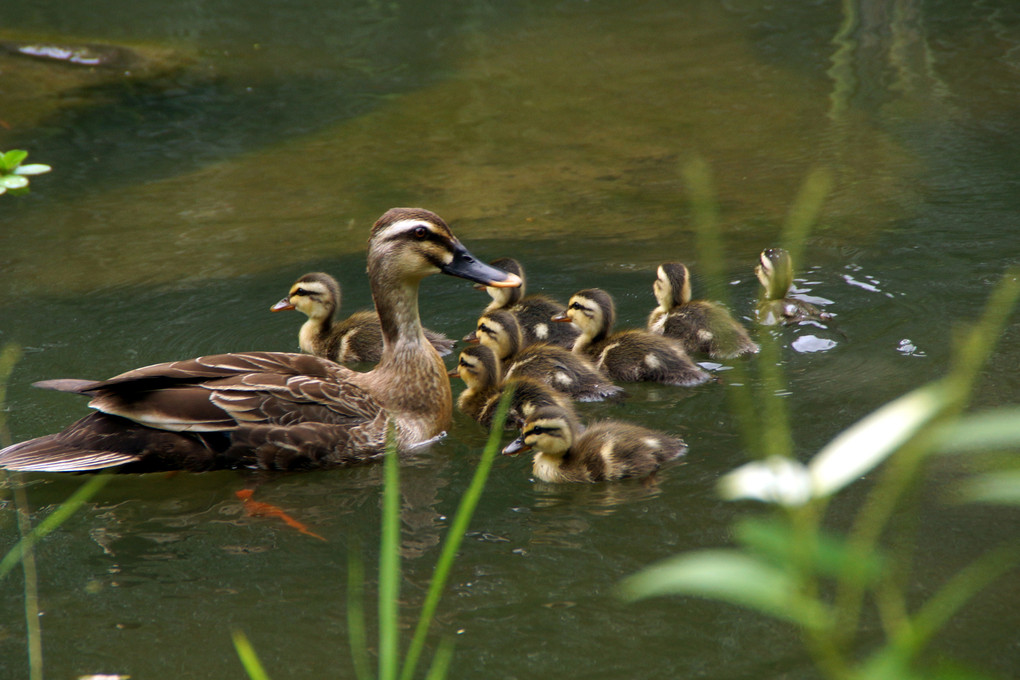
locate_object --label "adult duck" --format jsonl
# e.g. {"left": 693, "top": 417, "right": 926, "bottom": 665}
{"left": 556, "top": 288, "right": 711, "bottom": 386}
{"left": 271, "top": 271, "right": 454, "bottom": 364}
{"left": 0, "top": 208, "right": 520, "bottom": 472}
{"left": 647, "top": 262, "right": 759, "bottom": 359}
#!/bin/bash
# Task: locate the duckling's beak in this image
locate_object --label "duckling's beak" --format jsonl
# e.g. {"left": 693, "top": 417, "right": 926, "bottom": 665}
{"left": 447, "top": 368, "right": 461, "bottom": 379}
{"left": 502, "top": 435, "right": 531, "bottom": 456}
{"left": 441, "top": 242, "right": 523, "bottom": 289}
{"left": 551, "top": 312, "right": 571, "bottom": 323}
{"left": 270, "top": 297, "right": 295, "bottom": 312}
{"left": 461, "top": 330, "right": 478, "bottom": 343}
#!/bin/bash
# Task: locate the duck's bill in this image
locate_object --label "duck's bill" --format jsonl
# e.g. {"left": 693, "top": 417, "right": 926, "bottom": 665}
{"left": 270, "top": 298, "right": 295, "bottom": 312}
{"left": 442, "top": 242, "right": 523, "bottom": 289}
{"left": 501, "top": 436, "right": 531, "bottom": 456}
{"left": 551, "top": 312, "right": 571, "bottom": 322}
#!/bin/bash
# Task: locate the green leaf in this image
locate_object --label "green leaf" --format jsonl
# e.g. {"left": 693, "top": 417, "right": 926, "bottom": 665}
{"left": 1, "top": 175, "right": 29, "bottom": 190}
{"left": 617, "top": 549, "right": 830, "bottom": 629}
{"left": 734, "top": 517, "right": 884, "bottom": 584}
{"left": 13, "top": 164, "right": 51, "bottom": 176}
{"left": 934, "top": 407, "right": 1020, "bottom": 454}
{"left": 1, "top": 149, "right": 28, "bottom": 172}
{"left": 808, "top": 382, "right": 951, "bottom": 497}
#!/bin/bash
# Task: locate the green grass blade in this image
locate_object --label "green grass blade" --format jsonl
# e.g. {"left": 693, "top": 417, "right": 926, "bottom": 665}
{"left": 232, "top": 630, "right": 272, "bottom": 680}
{"left": 398, "top": 386, "right": 513, "bottom": 680}
{"left": 423, "top": 636, "right": 456, "bottom": 680}
{"left": 1, "top": 474, "right": 112, "bottom": 580}
{"left": 346, "top": 536, "right": 372, "bottom": 680}
{"left": 379, "top": 425, "right": 402, "bottom": 680}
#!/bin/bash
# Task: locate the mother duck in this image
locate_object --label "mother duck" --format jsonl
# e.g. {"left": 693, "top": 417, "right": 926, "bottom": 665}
{"left": 0, "top": 208, "right": 520, "bottom": 472}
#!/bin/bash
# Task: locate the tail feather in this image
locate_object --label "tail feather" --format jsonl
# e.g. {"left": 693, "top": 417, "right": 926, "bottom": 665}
{"left": 32, "top": 378, "right": 101, "bottom": 393}
{"left": 0, "top": 437, "right": 139, "bottom": 471}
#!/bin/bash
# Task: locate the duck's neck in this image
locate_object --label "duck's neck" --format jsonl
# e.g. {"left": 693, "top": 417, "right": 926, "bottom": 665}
{"left": 366, "top": 272, "right": 452, "bottom": 441}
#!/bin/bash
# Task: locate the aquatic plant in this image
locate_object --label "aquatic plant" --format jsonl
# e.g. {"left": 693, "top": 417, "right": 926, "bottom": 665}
{"left": 232, "top": 389, "right": 515, "bottom": 680}
{"left": 0, "top": 150, "right": 51, "bottom": 196}
{"left": 619, "top": 160, "right": 1020, "bottom": 680}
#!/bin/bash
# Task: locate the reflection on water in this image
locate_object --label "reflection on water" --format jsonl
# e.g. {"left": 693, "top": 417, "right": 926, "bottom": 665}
{"left": 2, "top": 0, "right": 1019, "bottom": 678}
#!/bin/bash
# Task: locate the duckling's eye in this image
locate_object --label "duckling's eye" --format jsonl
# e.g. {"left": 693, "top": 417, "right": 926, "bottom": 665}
{"left": 292, "top": 288, "right": 309, "bottom": 297}
{"left": 478, "top": 324, "right": 495, "bottom": 337}
{"left": 569, "top": 302, "right": 583, "bottom": 311}
{"left": 412, "top": 225, "right": 429, "bottom": 239}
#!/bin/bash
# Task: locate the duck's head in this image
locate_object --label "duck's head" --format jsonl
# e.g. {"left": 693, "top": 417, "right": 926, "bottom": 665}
{"left": 555, "top": 288, "right": 615, "bottom": 343}
{"left": 654, "top": 262, "right": 692, "bottom": 309}
{"left": 367, "top": 208, "right": 522, "bottom": 289}
{"left": 270, "top": 272, "right": 340, "bottom": 320}
{"left": 756, "top": 248, "right": 794, "bottom": 300}
{"left": 473, "top": 309, "right": 522, "bottom": 362}
{"left": 502, "top": 405, "right": 578, "bottom": 458}
{"left": 448, "top": 344, "right": 501, "bottom": 388}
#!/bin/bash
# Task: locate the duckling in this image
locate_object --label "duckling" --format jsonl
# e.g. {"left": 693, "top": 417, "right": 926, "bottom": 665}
{"left": 449, "top": 344, "right": 576, "bottom": 429}
{"left": 755, "top": 247, "right": 833, "bottom": 325}
{"left": 472, "top": 309, "right": 623, "bottom": 402}
{"left": 271, "top": 271, "right": 454, "bottom": 364}
{"left": 557, "top": 288, "right": 711, "bottom": 386}
{"left": 465, "top": 257, "right": 580, "bottom": 349}
{"left": 502, "top": 405, "right": 687, "bottom": 483}
{"left": 0, "top": 208, "right": 522, "bottom": 472}
{"left": 647, "top": 262, "right": 759, "bottom": 358}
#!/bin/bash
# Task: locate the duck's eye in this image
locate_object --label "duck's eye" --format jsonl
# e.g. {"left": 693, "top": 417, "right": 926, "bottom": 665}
{"left": 412, "top": 225, "right": 429, "bottom": 239}
{"left": 292, "top": 288, "right": 309, "bottom": 297}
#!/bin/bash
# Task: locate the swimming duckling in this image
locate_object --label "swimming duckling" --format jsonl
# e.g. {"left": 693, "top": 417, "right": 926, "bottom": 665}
{"left": 647, "top": 262, "right": 759, "bottom": 358}
{"left": 755, "top": 248, "right": 833, "bottom": 325}
{"left": 473, "top": 309, "right": 623, "bottom": 402}
{"left": 449, "top": 344, "right": 576, "bottom": 429}
{"left": 502, "top": 405, "right": 687, "bottom": 483}
{"left": 272, "top": 271, "right": 455, "bottom": 363}
{"left": 465, "top": 257, "right": 580, "bottom": 349}
{"left": 557, "top": 288, "right": 711, "bottom": 386}
{"left": 0, "top": 208, "right": 521, "bottom": 472}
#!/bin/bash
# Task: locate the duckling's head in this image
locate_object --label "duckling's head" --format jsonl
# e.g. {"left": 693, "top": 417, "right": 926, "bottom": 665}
{"left": 450, "top": 344, "right": 501, "bottom": 389}
{"left": 561, "top": 288, "right": 615, "bottom": 343}
{"left": 755, "top": 248, "right": 794, "bottom": 300}
{"left": 502, "top": 405, "right": 579, "bottom": 458}
{"left": 654, "top": 263, "right": 692, "bottom": 309}
{"left": 367, "top": 208, "right": 523, "bottom": 289}
{"left": 270, "top": 272, "right": 340, "bottom": 321}
{"left": 474, "top": 309, "right": 523, "bottom": 361}
{"left": 480, "top": 257, "right": 526, "bottom": 310}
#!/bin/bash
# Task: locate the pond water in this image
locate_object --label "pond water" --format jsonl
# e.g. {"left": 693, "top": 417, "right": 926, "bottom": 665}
{"left": 1, "top": 0, "right": 1018, "bottom": 678}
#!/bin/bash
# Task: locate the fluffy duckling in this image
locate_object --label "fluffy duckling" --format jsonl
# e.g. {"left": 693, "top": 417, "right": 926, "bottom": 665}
{"left": 755, "top": 248, "right": 833, "bottom": 325}
{"left": 502, "top": 405, "right": 687, "bottom": 483}
{"left": 449, "top": 344, "right": 576, "bottom": 429}
{"left": 465, "top": 257, "right": 580, "bottom": 349}
{"left": 647, "top": 262, "right": 759, "bottom": 359}
{"left": 557, "top": 288, "right": 711, "bottom": 386}
{"left": 472, "top": 309, "right": 623, "bottom": 402}
{"left": 272, "top": 271, "right": 455, "bottom": 363}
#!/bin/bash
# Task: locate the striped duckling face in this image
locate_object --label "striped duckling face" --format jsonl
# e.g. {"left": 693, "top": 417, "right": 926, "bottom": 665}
{"left": 556, "top": 288, "right": 615, "bottom": 343}
{"left": 473, "top": 309, "right": 522, "bottom": 362}
{"left": 502, "top": 406, "right": 576, "bottom": 458}
{"left": 654, "top": 263, "right": 692, "bottom": 310}
{"left": 755, "top": 247, "right": 794, "bottom": 300}
{"left": 449, "top": 344, "right": 501, "bottom": 389}
{"left": 271, "top": 272, "right": 340, "bottom": 321}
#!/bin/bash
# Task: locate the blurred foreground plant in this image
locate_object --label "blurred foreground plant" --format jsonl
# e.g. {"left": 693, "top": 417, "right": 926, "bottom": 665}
{"left": 233, "top": 389, "right": 514, "bottom": 680}
{"left": 0, "top": 150, "right": 51, "bottom": 196}
{"left": 619, "top": 161, "right": 1019, "bottom": 680}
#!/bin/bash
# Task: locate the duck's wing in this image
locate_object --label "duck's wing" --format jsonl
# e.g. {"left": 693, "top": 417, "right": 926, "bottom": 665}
{"left": 4, "top": 352, "right": 390, "bottom": 471}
